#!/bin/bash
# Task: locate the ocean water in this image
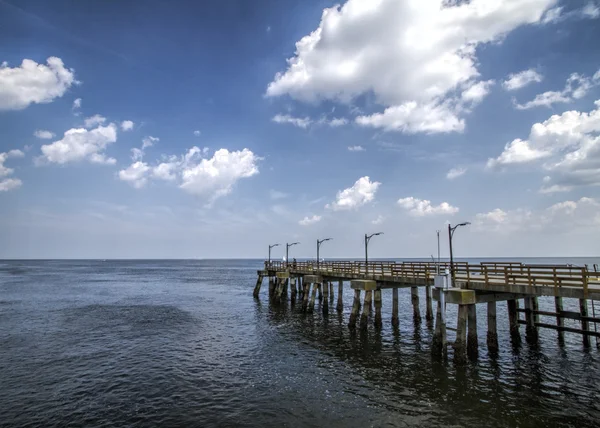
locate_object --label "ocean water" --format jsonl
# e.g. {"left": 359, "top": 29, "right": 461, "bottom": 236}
{"left": 1, "top": 258, "right": 600, "bottom": 427}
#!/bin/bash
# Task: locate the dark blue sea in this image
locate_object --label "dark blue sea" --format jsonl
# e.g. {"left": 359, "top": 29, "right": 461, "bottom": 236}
{"left": 1, "top": 258, "right": 600, "bottom": 427}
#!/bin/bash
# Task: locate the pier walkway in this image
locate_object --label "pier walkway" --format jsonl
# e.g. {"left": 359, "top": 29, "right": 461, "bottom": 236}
{"left": 254, "top": 260, "right": 600, "bottom": 364}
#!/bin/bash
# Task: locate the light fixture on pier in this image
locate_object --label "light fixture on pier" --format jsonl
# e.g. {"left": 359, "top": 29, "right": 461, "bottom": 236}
{"left": 448, "top": 222, "right": 470, "bottom": 284}
{"left": 365, "top": 232, "right": 383, "bottom": 275}
{"left": 317, "top": 238, "right": 332, "bottom": 272}
{"left": 286, "top": 242, "right": 300, "bottom": 267}
{"left": 268, "top": 243, "right": 280, "bottom": 265}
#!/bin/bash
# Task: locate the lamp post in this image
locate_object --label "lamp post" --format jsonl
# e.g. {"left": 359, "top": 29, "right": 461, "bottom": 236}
{"left": 286, "top": 242, "right": 299, "bottom": 268}
{"left": 268, "top": 243, "right": 280, "bottom": 266}
{"left": 317, "top": 238, "right": 332, "bottom": 272}
{"left": 365, "top": 232, "right": 383, "bottom": 275}
{"left": 436, "top": 230, "right": 441, "bottom": 274}
{"left": 448, "top": 222, "right": 470, "bottom": 284}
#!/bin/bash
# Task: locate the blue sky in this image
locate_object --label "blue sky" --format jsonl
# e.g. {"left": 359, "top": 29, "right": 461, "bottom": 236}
{"left": 1, "top": 0, "right": 600, "bottom": 259}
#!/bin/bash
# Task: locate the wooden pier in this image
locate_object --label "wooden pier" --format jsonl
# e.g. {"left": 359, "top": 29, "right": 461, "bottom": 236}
{"left": 254, "top": 260, "right": 600, "bottom": 363}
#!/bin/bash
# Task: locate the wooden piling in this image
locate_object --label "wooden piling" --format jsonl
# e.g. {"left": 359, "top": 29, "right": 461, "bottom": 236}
{"left": 374, "top": 289, "right": 382, "bottom": 328}
{"left": 290, "top": 278, "right": 297, "bottom": 305}
{"left": 580, "top": 299, "right": 591, "bottom": 348}
{"left": 269, "top": 277, "right": 276, "bottom": 297}
{"left": 349, "top": 289, "right": 361, "bottom": 327}
{"left": 432, "top": 299, "right": 447, "bottom": 358}
{"left": 322, "top": 282, "right": 329, "bottom": 315}
{"left": 524, "top": 297, "right": 538, "bottom": 343}
{"left": 302, "top": 283, "right": 310, "bottom": 312}
{"left": 487, "top": 301, "right": 499, "bottom": 354}
{"left": 360, "top": 290, "right": 373, "bottom": 330}
{"left": 467, "top": 304, "right": 478, "bottom": 359}
{"left": 329, "top": 282, "right": 334, "bottom": 303}
{"left": 253, "top": 274, "right": 263, "bottom": 298}
{"left": 411, "top": 287, "right": 421, "bottom": 324}
{"left": 507, "top": 299, "right": 521, "bottom": 342}
{"left": 555, "top": 297, "right": 564, "bottom": 343}
{"left": 336, "top": 280, "right": 343, "bottom": 312}
{"left": 308, "top": 283, "right": 318, "bottom": 313}
{"left": 318, "top": 283, "right": 323, "bottom": 302}
{"left": 392, "top": 288, "right": 399, "bottom": 328}
{"left": 425, "top": 286, "right": 433, "bottom": 323}
{"left": 454, "top": 304, "right": 468, "bottom": 365}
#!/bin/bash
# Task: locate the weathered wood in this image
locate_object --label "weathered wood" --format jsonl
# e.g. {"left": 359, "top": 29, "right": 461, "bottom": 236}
{"left": 467, "top": 304, "right": 478, "bottom": 360}
{"left": 524, "top": 297, "right": 538, "bottom": 343}
{"left": 336, "top": 280, "right": 343, "bottom": 312}
{"left": 360, "top": 290, "right": 372, "bottom": 330}
{"left": 269, "top": 277, "right": 276, "bottom": 297}
{"left": 302, "top": 283, "right": 310, "bottom": 312}
{"left": 349, "top": 289, "right": 361, "bottom": 327}
{"left": 322, "top": 281, "right": 329, "bottom": 315}
{"left": 425, "top": 285, "right": 433, "bottom": 322}
{"left": 392, "top": 288, "right": 399, "bottom": 328}
{"left": 454, "top": 304, "right": 468, "bottom": 365}
{"left": 517, "top": 320, "right": 600, "bottom": 338}
{"left": 318, "top": 283, "right": 323, "bottom": 302}
{"left": 374, "top": 289, "right": 382, "bottom": 328}
{"left": 432, "top": 299, "right": 447, "bottom": 358}
{"left": 487, "top": 301, "right": 499, "bottom": 354}
{"left": 290, "top": 279, "right": 297, "bottom": 305}
{"left": 329, "top": 282, "right": 334, "bottom": 303}
{"left": 555, "top": 297, "right": 564, "bottom": 343}
{"left": 308, "top": 283, "right": 318, "bottom": 313}
{"left": 580, "top": 299, "right": 591, "bottom": 348}
{"left": 411, "top": 287, "right": 421, "bottom": 324}
{"left": 507, "top": 299, "right": 521, "bottom": 343}
{"left": 253, "top": 274, "right": 263, "bottom": 298}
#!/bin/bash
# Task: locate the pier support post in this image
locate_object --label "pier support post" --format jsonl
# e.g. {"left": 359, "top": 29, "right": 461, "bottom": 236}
{"left": 253, "top": 274, "right": 263, "bottom": 298}
{"left": 524, "top": 297, "right": 538, "bottom": 343}
{"left": 411, "top": 287, "right": 421, "bottom": 324}
{"left": 432, "top": 298, "right": 447, "bottom": 358}
{"left": 507, "top": 299, "right": 521, "bottom": 343}
{"left": 374, "top": 289, "right": 382, "bottom": 328}
{"left": 487, "top": 301, "right": 499, "bottom": 355}
{"left": 467, "top": 304, "right": 478, "bottom": 360}
{"left": 308, "top": 283, "right": 318, "bottom": 314}
{"left": 580, "top": 299, "right": 591, "bottom": 348}
{"left": 392, "top": 288, "right": 399, "bottom": 328}
{"left": 555, "top": 297, "right": 564, "bottom": 343}
{"left": 349, "top": 289, "right": 361, "bottom": 327}
{"left": 322, "top": 281, "right": 329, "bottom": 315}
{"left": 318, "top": 283, "right": 323, "bottom": 302}
{"left": 454, "top": 304, "right": 468, "bottom": 365}
{"left": 302, "top": 283, "right": 311, "bottom": 312}
{"left": 360, "top": 290, "right": 373, "bottom": 330}
{"left": 336, "top": 281, "right": 343, "bottom": 312}
{"left": 329, "top": 282, "right": 334, "bottom": 304}
{"left": 425, "top": 286, "right": 434, "bottom": 323}
{"left": 290, "top": 278, "right": 297, "bottom": 305}
{"left": 269, "top": 277, "right": 275, "bottom": 298}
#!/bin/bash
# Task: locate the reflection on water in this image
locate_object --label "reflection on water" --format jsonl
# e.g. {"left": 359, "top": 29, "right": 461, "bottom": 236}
{"left": 0, "top": 259, "right": 599, "bottom": 427}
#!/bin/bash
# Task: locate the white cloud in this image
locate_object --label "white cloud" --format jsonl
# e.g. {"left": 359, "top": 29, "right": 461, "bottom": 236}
{"left": 299, "top": 215, "right": 322, "bottom": 226}
{"left": 121, "top": 120, "right": 134, "bottom": 131}
{"left": 266, "top": 0, "right": 555, "bottom": 133}
{"left": 84, "top": 114, "right": 107, "bottom": 128}
{"left": 372, "top": 214, "right": 384, "bottom": 225}
{"left": 142, "top": 136, "right": 159, "bottom": 149}
{"left": 488, "top": 100, "right": 600, "bottom": 190}
{"left": 118, "top": 161, "right": 150, "bottom": 189}
{"left": 348, "top": 145, "right": 365, "bottom": 152}
{"left": 514, "top": 69, "right": 600, "bottom": 109}
{"left": 541, "top": 6, "right": 563, "bottom": 23}
{"left": 72, "top": 98, "right": 81, "bottom": 109}
{"left": 539, "top": 184, "right": 572, "bottom": 194}
{"left": 193, "top": 130, "right": 201, "bottom": 136}
{"left": 328, "top": 117, "right": 348, "bottom": 127}
{"left": 272, "top": 114, "right": 311, "bottom": 128}
{"left": 397, "top": 197, "right": 459, "bottom": 216}
{"left": 0, "top": 150, "right": 24, "bottom": 192}
{"left": 446, "top": 167, "right": 467, "bottom": 180}
{"left": 0, "top": 57, "right": 76, "bottom": 111}
{"left": 270, "top": 189, "right": 288, "bottom": 199}
{"left": 326, "top": 176, "right": 380, "bottom": 211}
{"left": 582, "top": 2, "right": 600, "bottom": 18}
{"left": 39, "top": 124, "right": 117, "bottom": 165}
{"left": 34, "top": 129, "right": 55, "bottom": 139}
{"left": 502, "top": 69, "right": 543, "bottom": 91}
{"left": 461, "top": 79, "right": 495, "bottom": 105}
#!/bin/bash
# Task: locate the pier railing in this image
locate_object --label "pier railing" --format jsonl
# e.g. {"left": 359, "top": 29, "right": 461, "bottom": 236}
{"left": 264, "top": 260, "right": 600, "bottom": 295}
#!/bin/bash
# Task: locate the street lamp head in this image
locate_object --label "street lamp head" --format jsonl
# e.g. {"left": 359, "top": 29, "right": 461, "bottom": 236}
{"left": 269, "top": 243, "right": 280, "bottom": 249}
{"left": 287, "top": 242, "right": 300, "bottom": 247}
{"left": 457, "top": 222, "right": 471, "bottom": 227}
{"left": 318, "top": 237, "right": 333, "bottom": 244}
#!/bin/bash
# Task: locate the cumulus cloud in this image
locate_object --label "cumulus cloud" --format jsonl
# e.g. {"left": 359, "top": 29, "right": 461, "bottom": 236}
{"left": 514, "top": 68, "right": 600, "bottom": 109}
{"left": 142, "top": 136, "right": 158, "bottom": 150}
{"left": 503, "top": 69, "right": 543, "bottom": 91}
{"left": 72, "top": 98, "right": 81, "bottom": 109}
{"left": 372, "top": 215, "right": 384, "bottom": 225}
{"left": 446, "top": 167, "right": 467, "bottom": 180}
{"left": 328, "top": 117, "right": 348, "bottom": 127}
{"left": 121, "top": 120, "right": 134, "bottom": 131}
{"left": 84, "top": 114, "right": 107, "bottom": 128}
{"left": 326, "top": 176, "right": 380, "bottom": 211}
{"left": 487, "top": 100, "right": 600, "bottom": 190}
{"left": 272, "top": 114, "right": 311, "bottom": 128}
{"left": 38, "top": 124, "right": 117, "bottom": 165}
{"left": 299, "top": 215, "right": 322, "bottom": 226}
{"left": 397, "top": 197, "right": 459, "bottom": 216}
{"left": 348, "top": 145, "right": 365, "bottom": 152}
{"left": 193, "top": 130, "right": 201, "bottom": 136}
{"left": 266, "top": 0, "right": 555, "bottom": 133}
{"left": 34, "top": 129, "right": 55, "bottom": 139}
{"left": 0, "top": 149, "right": 25, "bottom": 192}
{"left": 0, "top": 57, "right": 76, "bottom": 111}
{"left": 118, "top": 147, "right": 260, "bottom": 201}
{"left": 270, "top": 189, "right": 288, "bottom": 200}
